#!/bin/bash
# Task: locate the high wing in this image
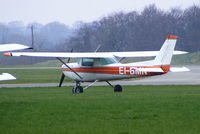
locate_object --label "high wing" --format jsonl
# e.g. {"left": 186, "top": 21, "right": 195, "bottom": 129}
{"left": 0, "top": 73, "right": 16, "bottom": 81}
{"left": 0, "top": 44, "right": 31, "bottom": 52}
{"left": 4, "top": 50, "right": 187, "bottom": 58}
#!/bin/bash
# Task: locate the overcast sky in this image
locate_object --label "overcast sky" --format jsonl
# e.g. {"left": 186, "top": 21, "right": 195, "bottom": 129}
{"left": 0, "top": 0, "right": 199, "bottom": 26}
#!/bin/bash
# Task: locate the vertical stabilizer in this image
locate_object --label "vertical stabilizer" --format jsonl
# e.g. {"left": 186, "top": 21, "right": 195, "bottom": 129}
{"left": 154, "top": 35, "right": 178, "bottom": 65}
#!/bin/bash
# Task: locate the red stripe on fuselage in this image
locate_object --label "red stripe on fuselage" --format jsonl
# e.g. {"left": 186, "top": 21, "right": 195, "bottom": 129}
{"left": 62, "top": 65, "right": 170, "bottom": 76}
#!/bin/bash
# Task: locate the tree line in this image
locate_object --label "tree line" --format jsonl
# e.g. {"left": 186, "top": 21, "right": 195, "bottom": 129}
{"left": 63, "top": 4, "right": 200, "bottom": 52}
{"left": 0, "top": 21, "right": 74, "bottom": 65}
{"left": 0, "top": 4, "right": 200, "bottom": 65}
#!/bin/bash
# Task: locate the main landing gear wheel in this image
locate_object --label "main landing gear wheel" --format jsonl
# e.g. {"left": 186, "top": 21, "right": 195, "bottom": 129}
{"left": 106, "top": 81, "right": 123, "bottom": 93}
{"left": 114, "top": 84, "right": 122, "bottom": 92}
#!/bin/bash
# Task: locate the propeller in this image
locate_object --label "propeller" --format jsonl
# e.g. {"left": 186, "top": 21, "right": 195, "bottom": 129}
{"left": 59, "top": 73, "right": 65, "bottom": 87}
{"left": 58, "top": 48, "right": 74, "bottom": 87}
{"left": 59, "top": 45, "right": 100, "bottom": 87}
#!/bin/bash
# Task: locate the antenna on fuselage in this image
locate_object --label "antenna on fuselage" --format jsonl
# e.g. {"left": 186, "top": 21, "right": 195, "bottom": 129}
{"left": 94, "top": 44, "right": 101, "bottom": 52}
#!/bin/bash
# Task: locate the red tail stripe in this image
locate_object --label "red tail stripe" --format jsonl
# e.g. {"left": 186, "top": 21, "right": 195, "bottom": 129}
{"left": 167, "top": 35, "right": 178, "bottom": 39}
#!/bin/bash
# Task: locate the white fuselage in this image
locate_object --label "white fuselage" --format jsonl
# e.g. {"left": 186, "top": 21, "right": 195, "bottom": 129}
{"left": 61, "top": 58, "right": 168, "bottom": 82}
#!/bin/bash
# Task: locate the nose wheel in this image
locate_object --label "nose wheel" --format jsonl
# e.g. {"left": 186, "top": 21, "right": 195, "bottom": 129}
{"left": 72, "top": 86, "right": 83, "bottom": 93}
{"left": 72, "top": 81, "right": 83, "bottom": 94}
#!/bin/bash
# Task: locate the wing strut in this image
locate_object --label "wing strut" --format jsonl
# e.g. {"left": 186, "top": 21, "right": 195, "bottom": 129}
{"left": 56, "top": 57, "right": 83, "bottom": 79}
{"left": 83, "top": 80, "right": 98, "bottom": 90}
{"left": 106, "top": 81, "right": 114, "bottom": 88}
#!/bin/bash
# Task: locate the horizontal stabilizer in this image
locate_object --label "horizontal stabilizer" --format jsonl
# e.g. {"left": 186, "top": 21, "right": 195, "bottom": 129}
{"left": 170, "top": 67, "right": 190, "bottom": 72}
{"left": 136, "top": 67, "right": 164, "bottom": 73}
{"left": 0, "top": 73, "right": 16, "bottom": 81}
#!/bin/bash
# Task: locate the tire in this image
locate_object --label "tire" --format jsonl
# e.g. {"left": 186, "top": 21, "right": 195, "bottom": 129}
{"left": 75, "top": 86, "right": 83, "bottom": 93}
{"left": 114, "top": 85, "right": 122, "bottom": 92}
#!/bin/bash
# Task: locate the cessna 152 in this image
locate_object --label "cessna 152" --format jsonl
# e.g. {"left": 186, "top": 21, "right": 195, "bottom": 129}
{"left": 0, "top": 44, "right": 31, "bottom": 81}
{"left": 4, "top": 35, "right": 189, "bottom": 93}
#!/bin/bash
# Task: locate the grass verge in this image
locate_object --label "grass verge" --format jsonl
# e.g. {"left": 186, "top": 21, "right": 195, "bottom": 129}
{"left": 0, "top": 85, "right": 200, "bottom": 134}
{"left": 0, "top": 69, "right": 72, "bottom": 84}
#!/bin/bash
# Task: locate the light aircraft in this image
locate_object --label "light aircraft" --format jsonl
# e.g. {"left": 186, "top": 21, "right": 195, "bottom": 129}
{"left": 0, "top": 44, "right": 31, "bottom": 81}
{"left": 4, "top": 35, "right": 189, "bottom": 93}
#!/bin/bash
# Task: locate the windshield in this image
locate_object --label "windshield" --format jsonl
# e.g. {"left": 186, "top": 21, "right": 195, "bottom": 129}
{"left": 99, "top": 58, "right": 118, "bottom": 65}
{"left": 82, "top": 58, "right": 94, "bottom": 66}
{"left": 77, "top": 57, "right": 119, "bottom": 66}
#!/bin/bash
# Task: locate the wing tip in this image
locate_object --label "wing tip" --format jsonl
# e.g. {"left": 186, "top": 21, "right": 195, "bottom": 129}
{"left": 167, "top": 35, "right": 179, "bottom": 39}
{"left": 28, "top": 47, "right": 33, "bottom": 50}
{"left": 4, "top": 52, "right": 12, "bottom": 56}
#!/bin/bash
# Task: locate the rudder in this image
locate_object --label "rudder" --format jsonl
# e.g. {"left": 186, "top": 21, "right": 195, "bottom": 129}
{"left": 154, "top": 35, "right": 178, "bottom": 66}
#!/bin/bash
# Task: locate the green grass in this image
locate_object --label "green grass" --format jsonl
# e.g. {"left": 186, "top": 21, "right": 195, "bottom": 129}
{"left": 172, "top": 51, "right": 200, "bottom": 65}
{"left": 0, "top": 85, "right": 200, "bottom": 134}
{"left": 0, "top": 59, "right": 77, "bottom": 68}
{"left": 0, "top": 69, "right": 72, "bottom": 84}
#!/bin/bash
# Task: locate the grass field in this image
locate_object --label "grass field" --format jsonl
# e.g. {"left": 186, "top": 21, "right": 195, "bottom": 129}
{"left": 172, "top": 51, "right": 200, "bottom": 65}
{"left": 0, "top": 85, "right": 200, "bottom": 134}
{"left": 0, "top": 69, "right": 72, "bottom": 84}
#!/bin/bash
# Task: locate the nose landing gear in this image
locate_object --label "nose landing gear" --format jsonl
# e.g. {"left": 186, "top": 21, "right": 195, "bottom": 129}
{"left": 72, "top": 81, "right": 83, "bottom": 93}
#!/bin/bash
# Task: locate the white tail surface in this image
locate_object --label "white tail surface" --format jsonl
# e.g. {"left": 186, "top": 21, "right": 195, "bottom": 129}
{"left": 154, "top": 35, "right": 178, "bottom": 66}
{"left": 0, "top": 73, "right": 16, "bottom": 81}
{"left": 170, "top": 66, "right": 190, "bottom": 72}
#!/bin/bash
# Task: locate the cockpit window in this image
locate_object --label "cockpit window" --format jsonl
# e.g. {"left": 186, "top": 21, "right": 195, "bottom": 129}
{"left": 77, "top": 59, "right": 81, "bottom": 65}
{"left": 99, "top": 58, "right": 118, "bottom": 65}
{"left": 82, "top": 58, "right": 94, "bottom": 66}
{"left": 78, "top": 58, "right": 119, "bottom": 66}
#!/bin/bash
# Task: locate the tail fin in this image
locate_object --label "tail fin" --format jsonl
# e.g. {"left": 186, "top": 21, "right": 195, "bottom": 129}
{"left": 154, "top": 35, "right": 178, "bottom": 65}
